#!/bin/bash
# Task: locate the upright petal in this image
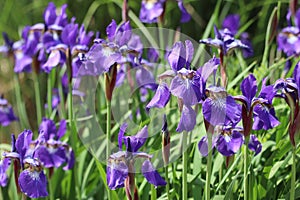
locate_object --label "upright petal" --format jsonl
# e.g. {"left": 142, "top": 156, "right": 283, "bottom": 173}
{"left": 123, "top": 126, "right": 148, "bottom": 152}
{"left": 222, "top": 14, "right": 240, "bottom": 34}
{"left": 240, "top": 74, "right": 257, "bottom": 108}
{"left": 178, "top": 1, "right": 191, "bottom": 23}
{"left": 142, "top": 160, "right": 166, "bottom": 187}
{"left": 15, "top": 130, "right": 33, "bottom": 163}
{"left": 106, "top": 20, "right": 117, "bottom": 42}
{"left": 118, "top": 123, "right": 128, "bottom": 150}
{"left": 168, "top": 41, "right": 186, "bottom": 72}
{"left": 185, "top": 40, "right": 194, "bottom": 69}
{"left": 293, "top": 62, "right": 300, "bottom": 98}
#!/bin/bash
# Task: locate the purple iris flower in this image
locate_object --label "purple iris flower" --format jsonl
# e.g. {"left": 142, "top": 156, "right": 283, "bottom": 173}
{"left": 107, "top": 124, "right": 166, "bottom": 190}
{"left": 274, "top": 62, "right": 300, "bottom": 146}
{"left": 236, "top": 74, "right": 280, "bottom": 132}
{"left": 139, "top": 0, "right": 190, "bottom": 23}
{"left": 80, "top": 20, "right": 137, "bottom": 76}
{"left": 43, "top": 2, "right": 68, "bottom": 31}
{"left": 147, "top": 40, "right": 220, "bottom": 132}
{"left": 200, "top": 25, "right": 251, "bottom": 56}
{"left": 42, "top": 17, "right": 94, "bottom": 74}
{"left": 198, "top": 126, "right": 262, "bottom": 157}
{"left": 222, "top": 14, "right": 253, "bottom": 57}
{"left": 3, "top": 131, "right": 48, "bottom": 198}
{"left": 34, "top": 118, "right": 74, "bottom": 169}
{"left": 0, "top": 96, "right": 18, "bottom": 126}
{"left": 277, "top": 9, "right": 300, "bottom": 57}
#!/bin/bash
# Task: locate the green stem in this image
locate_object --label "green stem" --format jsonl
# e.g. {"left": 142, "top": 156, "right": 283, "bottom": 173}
{"left": 106, "top": 100, "right": 112, "bottom": 200}
{"left": 48, "top": 172, "right": 54, "bottom": 200}
{"left": 151, "top": 184, "right": 157, "bottom": 200}
{"left": 32, "top": 71, "right": 42, "bottom": 125}
{"left": 244, "top": 142, "right": 249, "bottom": 200}
{"left": 182, "top": 133, "right": 188, "bottom": 200}
{"left": 14, "top": 74, "right": 30, "bottom": 128}
{"left": 57, "top": 67, "right": 66, "bottom": 119}
{"left": 205, "top": 134, "right": 212, "bottom": 200}
{"left": 165, "top": 166, "right": 171, "bottom": 200}
{"left": 290, "top": 147, "right": 296, "bottom": 200}
{"left": 47, "top": 72, "right": 53, "bottom": 118}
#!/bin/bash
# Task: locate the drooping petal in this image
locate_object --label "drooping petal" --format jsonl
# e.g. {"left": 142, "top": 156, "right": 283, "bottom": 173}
{"left": 146, "top": 82, "right": 171, "bottom": 110}
{"left": 252, "top": 105, "right": 280, "bottom": 130}
{"left": 248, "top": 134, "right": 262, "bottom": 155}
{"left": 0, "top": 158, "right": 10, "bottom": 187}
{"left": 142, "top": 160, "right": 166, "bottom": 187}
{"left": 107, "top": 161, "right": 128, "bottom": 190}
{"left": 170, "top": 69, "right": 199, "bottom": 106}
{"left": 18, "top": 169, "right": 48, "bottom": 198}
{"left": 203, "top": 87, "right": 241, "bottom": 126}
{"left": 176, "top": 105, "right": 196, "bottom": 132}
{"left": 63, "top": 148, "right": 75, "bottom": 170}
{"left": 198, "top": 136, "right": 217, "bottom": 157}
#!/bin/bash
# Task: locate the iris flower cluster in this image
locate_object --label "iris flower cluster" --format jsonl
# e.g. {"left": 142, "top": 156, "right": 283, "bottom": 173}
{"left": 0, "top": 2, "right": 93, "bottom": 76}
{"left": 0, "top": 118, "right": 74, "bottom": 198}
{"left": 274, "top": 62, "right": 300, "bottom": 146}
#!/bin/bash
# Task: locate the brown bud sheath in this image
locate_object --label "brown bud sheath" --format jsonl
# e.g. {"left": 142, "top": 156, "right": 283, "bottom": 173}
{"left": 290, "top": 0, "right": 298, "bottom": 16}
{"left": 13, "top": 160, "right": 21, "bottom": 193}
{"left": 225, "top": 155, "right": 235, "bottom": 168}
{"left": 105, "top": 63, "right": 118, "bottom": 102}
{"left": 162, "top": 115, "right": 170, "bottom": 165}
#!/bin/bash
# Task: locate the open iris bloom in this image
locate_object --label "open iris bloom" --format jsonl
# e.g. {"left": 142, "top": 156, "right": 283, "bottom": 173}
{"left": 277, "top": 8, "right": 300, "bottom": 57}
{"left": 235, "top": 74, "right": 280, "bottom": 137}
{"left": 80, "top": 20, "right": 136, "bottom": 76}
{"left": 2, "top": 131, "right": 48, "bottom": 198}
{"left": 139, "top": 0, "right": 191, "bottom": 23}
{"left": 147, "top": 40, "right": 220, "bottom": 132}
{"left": 274, "top": 62, "right": 300, "bottom": 146}
{"left": 107, "top": 124, "right": 166, "bottom": 198}
{"left": 200, "top": 24, "right": 251, "bottom": 57}
{"left": 198, "top": 125, "right": 262, "bottom": 157}
{"left": 0, "top": 96, "right": 18, "bottom": 126}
